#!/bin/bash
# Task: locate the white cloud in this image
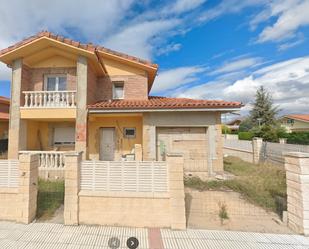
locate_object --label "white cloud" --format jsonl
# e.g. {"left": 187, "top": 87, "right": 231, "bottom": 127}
{"left": 0, "top": 64, "right": 10, "bottom": 81}
{"left": 169, "top": 0, "right": 207, "bottom": 14}
{"left": 175, "top": 56, "right": 309, "bottom": 114}
{"left": 151, "top": 66, "right": 207, "bottom": 94}
{"left": 157, "top": 43, "right": 182, "bottom": 56}
{"left": 256, "top": 0, "right": 309, "bottom": 43}
{"left": 210, "top": 57, "right": 263, "bottom": 75}
{"left": 278, "top": 35, "right": 305, "bottom": 51}
{"left": 199, "top": 0, "right": 266, "bottom": 22}
{"left": 103, "top": 19, "right": 180, "bottom": 59}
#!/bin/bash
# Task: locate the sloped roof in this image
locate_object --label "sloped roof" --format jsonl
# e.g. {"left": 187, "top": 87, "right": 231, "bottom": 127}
{"left": 88, "top": 96, "right": 242, "bottom": 111}
{"left": 0, "top": 112, "right": 9, "bottom": 120}
{"left": 0, "top": 96, "right": 9, "bottom": 105}
{"left": 284, "top": 114, "right": 309, "bottom": 123}
{"left": 0, "top": 31, "right": 158, "bottom": 69}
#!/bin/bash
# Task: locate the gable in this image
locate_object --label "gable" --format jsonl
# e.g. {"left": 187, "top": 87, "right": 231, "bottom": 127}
{"left": 103, "top": 58, "right": 146, "bottom": 76}
{"left": 32, "top": 55, "right": 76, "bottom": 68}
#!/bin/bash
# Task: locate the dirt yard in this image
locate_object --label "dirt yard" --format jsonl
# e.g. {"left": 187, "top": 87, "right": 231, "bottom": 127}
{"left": 185, "top": 188, "right": 293, "bottom": 233}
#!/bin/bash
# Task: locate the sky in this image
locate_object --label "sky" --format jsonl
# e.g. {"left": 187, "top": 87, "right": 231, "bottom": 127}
{"left": 0, "top": 0, "right": 309, "bottom": 116}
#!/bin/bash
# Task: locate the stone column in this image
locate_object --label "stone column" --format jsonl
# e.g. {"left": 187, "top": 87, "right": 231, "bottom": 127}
{"left": 279, "top": 138, "right": 287, "bottom": 144}
{"left": 166, "top": 153, "right": 186, "bottom": 230}
{"left": 8, "top": 59, "right": 25, "bottom": 159}
{"left": 75, "top": 56, "right": 88, "bottom": 159}
{"left": 142, "top": 113, "right": 156, "bottom": 161}
{"left": 17, "top": 153, "right": 39, "bottom": 224}
{"left": 64, "top": 152, "right": 82, "bottom": 225}
{"left": 252, "top": 137, "right": 263, "bottom": 164}
{"left": 284, "top": 152, "right": 309, "bottom": 235}
{"left": 134, "top": 144, "right": 143, "bottom": 161}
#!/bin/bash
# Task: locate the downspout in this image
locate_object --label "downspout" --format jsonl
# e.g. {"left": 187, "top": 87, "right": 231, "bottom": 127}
{"left": 94, "top": 48, "right": 108, "bottom": 75}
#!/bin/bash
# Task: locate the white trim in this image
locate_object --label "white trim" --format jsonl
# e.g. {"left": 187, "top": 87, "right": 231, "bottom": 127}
{"left": 112, "top": 81, "right": 124, "bottom": 100}
{"left": 88, "top": 108, "right": 240, "bottom": 113}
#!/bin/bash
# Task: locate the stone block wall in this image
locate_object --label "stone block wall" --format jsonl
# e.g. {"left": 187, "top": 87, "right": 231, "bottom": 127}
{"left": 285, "top": 152, "right": 309, "bottom": 235}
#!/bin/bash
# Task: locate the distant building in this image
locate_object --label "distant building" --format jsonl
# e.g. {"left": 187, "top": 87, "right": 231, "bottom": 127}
{"left": 225, "top": 118, "right": 243, "bottom": 132}
{"left": 280, "top": 114, "right": 309, "bottom": 133}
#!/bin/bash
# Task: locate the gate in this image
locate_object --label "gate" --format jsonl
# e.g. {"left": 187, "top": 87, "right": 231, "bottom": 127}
{"left": 36, "top": 179, "right": 65, "bottom": 223}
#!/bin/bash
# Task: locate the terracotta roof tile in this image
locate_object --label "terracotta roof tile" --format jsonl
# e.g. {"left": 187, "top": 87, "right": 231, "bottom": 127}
{"left": 285, "top": 114, "right": 309, "bottom": 123}
{"left": 0, "top": 96, "right": 9, "bottom": 105}
{"left": 0, "top": 31, "right": 158, "bottom": 68}
{"left": 88, "top": 96, "right": 243, "bottom": 110}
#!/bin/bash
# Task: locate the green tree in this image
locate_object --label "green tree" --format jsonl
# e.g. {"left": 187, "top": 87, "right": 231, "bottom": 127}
{"left": 249, "top": 86, "right": 279, "bottom": 127}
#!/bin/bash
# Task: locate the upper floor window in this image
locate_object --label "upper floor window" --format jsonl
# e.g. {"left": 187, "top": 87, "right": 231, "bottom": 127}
{"left": 45, "top": 75, "right": 67, "bottom": 91}
{"left": 113, "top": 81, "right": 124, "bottom": 99}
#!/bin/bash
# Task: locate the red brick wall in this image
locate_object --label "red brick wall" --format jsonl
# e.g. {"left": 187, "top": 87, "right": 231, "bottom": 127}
{"left": 0, "top": 103, "right": 9, "bottom": 113}
{"left": 29, "top": 67, "right": 76, "bottom": 91}
{"left": 97, "top": 75, "right": 148, "bottom": 101}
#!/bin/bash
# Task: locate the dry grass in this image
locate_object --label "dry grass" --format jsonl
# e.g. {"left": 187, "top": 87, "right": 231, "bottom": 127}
{"left": 185, "top": 156, "right": 287, "bottom": 215}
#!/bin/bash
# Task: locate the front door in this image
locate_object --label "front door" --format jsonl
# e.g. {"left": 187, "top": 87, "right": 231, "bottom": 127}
{"left": 100, "top": 128, "right": 115, "bottom": 161}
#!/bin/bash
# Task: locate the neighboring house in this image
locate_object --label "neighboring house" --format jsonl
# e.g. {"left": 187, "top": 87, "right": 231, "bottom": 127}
{"left": 225, "top": 117, "right": 243, "bottom": 132}
{"left": 280, "top": 114, "right": 309, "bottom": 133}
{"left": 0, "top": 31, "right": 242, "bottom": 175}
{"left": 0, "top": 96, "right": 9, "bottom": 139}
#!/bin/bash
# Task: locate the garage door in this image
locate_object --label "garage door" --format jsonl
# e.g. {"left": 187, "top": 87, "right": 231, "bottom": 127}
{"left": 156, "top": 127, "right": 208, "bottom": 173}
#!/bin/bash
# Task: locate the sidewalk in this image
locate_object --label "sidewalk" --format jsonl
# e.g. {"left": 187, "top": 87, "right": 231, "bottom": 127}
{"left": 0, "top": 221, "right": 308, "bottom": 249}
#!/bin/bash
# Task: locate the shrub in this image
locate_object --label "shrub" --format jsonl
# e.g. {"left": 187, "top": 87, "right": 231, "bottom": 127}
{"left": 286, "top": 132, "right": 309, "bottom": 145}
{"left": 221, "top": 125, "right": 232, "bottom": 134}
{"left": 238, "top": 131, "right": 254, "bottom": 140}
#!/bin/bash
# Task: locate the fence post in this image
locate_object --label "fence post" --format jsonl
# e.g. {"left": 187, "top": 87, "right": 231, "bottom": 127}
{"left": 17, "top": 153, "right": 39, "bottom": 224}
{"left": 279, "top": 138, "right": 287, "bottom": 144}
{"left": 252, "top": 137, "right": 263, "bottom": 164}
{"left": 64, "top": 151, "right": 82, "bottom": 225}
{"left": 284, "top": 152, "right": 309, "bottom": 235}
{"left": 166, "top": 153, "right": 186, "bottom": 230}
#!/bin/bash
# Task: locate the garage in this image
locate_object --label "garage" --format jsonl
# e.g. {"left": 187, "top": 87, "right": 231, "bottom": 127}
{"left": 156, "top": 127, "right": 208, "bottom": 173}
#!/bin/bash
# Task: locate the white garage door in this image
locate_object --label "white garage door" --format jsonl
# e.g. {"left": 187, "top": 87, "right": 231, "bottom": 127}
{"left": 156, "top": 127, "right": 208, "bottom": 172}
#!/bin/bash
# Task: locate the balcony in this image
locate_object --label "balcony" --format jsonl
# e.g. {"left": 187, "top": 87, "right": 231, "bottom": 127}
{"left": 22, "top": 91, "right": 76, "bottom": 108}
{"left": 20, "top": 91, "right": 77, "bottom": 120}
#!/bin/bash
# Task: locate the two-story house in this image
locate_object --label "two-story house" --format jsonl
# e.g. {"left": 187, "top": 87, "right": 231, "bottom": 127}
{"left": 0, "top": 31, "right": 242, "bottom": 176}
{"left": 0, "top": 96, "right": 9, "bottom": 141}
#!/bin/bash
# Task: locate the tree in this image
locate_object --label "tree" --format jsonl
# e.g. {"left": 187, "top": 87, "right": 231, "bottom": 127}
{"left": 249, "top": 86, "right": 279, "bottom": 127}
{"left": 248, "top": 86, "right": 284, "bottom": 142}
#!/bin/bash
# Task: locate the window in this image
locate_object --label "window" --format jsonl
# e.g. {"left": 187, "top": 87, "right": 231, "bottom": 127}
{"left": 45, "top": 75, "right": 67, "bottom": 91}
{"left": 124, "top": 128, "right": 136, "bottom": 139}
{"left": 54, "top": 127, "right": 75, "bottom": 145}
{"left": 113, "top": 81, "right": 124, "bottom": 99}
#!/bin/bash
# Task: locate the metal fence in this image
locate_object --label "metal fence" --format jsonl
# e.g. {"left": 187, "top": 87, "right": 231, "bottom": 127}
{"left": 80, "top": 161, "right": 169, "bottom": 193}
{"left": 262, "top": 142, "right": 309, "bottom": 166}
{"left": 0, "top": 160, "right": 19, "bottom": 188}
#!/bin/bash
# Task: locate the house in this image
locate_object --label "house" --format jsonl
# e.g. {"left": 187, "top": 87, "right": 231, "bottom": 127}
{"left": 225, "top": 117, "right": 243, "bottom": 132}
{"left": 280, "top": 114, "right": 309, "bottom": 133}
{"left": 0, "top": 31, "right": 242, "bottom": 176}
{"left": 0, "top": 96, "right": 9, "bottom": 140}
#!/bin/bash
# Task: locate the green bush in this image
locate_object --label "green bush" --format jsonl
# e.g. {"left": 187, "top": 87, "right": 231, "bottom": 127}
{"left": 286, "top": 132, "right": 309, "bottom": 145}
{"left": 238, "top": 131, "right": 254, "bottom": 140}
{"left": 221, "top": 125, "right": 232, "bottom": 134}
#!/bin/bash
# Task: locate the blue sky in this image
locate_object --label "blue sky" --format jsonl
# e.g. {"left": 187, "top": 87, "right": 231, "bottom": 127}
{"left": 0, "top": 0, "right": 309, "bottom": 114}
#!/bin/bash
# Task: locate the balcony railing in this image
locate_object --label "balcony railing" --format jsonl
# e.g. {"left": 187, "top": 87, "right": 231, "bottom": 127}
{"left": 20, "top": 151, "right": 67, "bottom": 169}
{"left": 22, "top": 91, "right": 76, "bottom": 108}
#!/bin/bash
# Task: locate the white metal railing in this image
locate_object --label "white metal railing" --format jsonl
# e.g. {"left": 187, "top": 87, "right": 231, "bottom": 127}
{"left": 0, "top": 160, "right": 19, "bottom": 188}
{"left": 19, "top": 151, "right": 66, "bottom": 169}
{"left": 80, "top": 161, "right": 168, "bottom": 193}
{"left": 22, "top": 91, "right": 76, "bottom": 108}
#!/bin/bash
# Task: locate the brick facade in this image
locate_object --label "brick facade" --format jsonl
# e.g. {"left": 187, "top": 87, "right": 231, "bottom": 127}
{"left": 97, "top": 75, "right": 148, "bottom": 101}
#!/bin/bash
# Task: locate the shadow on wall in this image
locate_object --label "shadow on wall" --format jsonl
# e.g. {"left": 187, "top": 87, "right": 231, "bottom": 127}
{"left": 185, "top": 193, "right": 193, "bottom": 226}
{"left": 0, "top": 139, "right": 8, "bottom": 154}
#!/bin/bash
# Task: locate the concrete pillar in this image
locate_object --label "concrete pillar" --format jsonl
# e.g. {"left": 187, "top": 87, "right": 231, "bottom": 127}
{"left": 75, "top": 56, "right": 88, "bottom": 159}
{"left": 252, "top": 137, "right": 263, "bottom": 164}
{"left": 8, "top": 59, "right": 26, "bottom": 159}
{"left": 134, "top": 144, "right": 143, "bottom": 161}
{"left": 64, "top": 152, "right": 82, "bottom": 225}
{"left": 142, "top": 113, "right": 156, "bottom": 161}
{"left": 166, "top": 153, "right": 186, "bottom": 230}
{"left": 17, "top": 153, "right": 39, "bottom": 224}
{"left": 279, "top": 138, "right": 287, "bottom": 144}
{"left": 284, "top": 152, "right": 309, "bottom": 235}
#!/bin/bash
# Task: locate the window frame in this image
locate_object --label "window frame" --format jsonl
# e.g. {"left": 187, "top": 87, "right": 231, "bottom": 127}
{"left": 112, "top": 81, "right": 124, "bottom": 99}
{"left": 44, "top": 74, "right": 67, "bottom": 91}
{"left": 123, "top": 127, "right": 136, "bottom": 139}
